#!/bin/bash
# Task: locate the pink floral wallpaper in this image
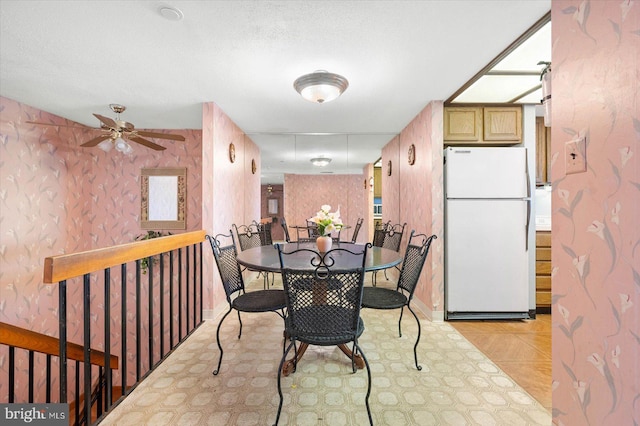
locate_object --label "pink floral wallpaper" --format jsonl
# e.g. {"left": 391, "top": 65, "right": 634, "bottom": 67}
{"left": 283, "top": 173, "right": 366, "bottom": 243}
{"left": 551, "top": 1, "right": 639, "bottom": 424}
{"left": 380, "top": 102, "right": 444, "bottom": 320}
{"left": 201, "top": 102, "right": 260, "bottom": 317}
{"left": 0, "top": 96, "right": 203, "bottom": 398}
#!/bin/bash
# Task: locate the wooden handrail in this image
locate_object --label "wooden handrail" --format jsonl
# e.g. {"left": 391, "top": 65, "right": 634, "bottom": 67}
{"left": 43, "top": 230, "right": 206, "bottom": 284}
{"left": 0, "top": 322, "right": 118, "bottom": 369}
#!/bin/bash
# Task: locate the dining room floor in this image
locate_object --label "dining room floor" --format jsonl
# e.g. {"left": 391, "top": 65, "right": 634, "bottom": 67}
{"left": 102, "top": 274, "right": 552, "bottom": 425}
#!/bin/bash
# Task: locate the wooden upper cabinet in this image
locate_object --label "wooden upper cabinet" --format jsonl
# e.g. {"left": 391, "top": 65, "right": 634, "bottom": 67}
{"left": 444, "top": 105, "right": 522, "bottom": 145}
{"left": 444, "top": 107, "right": 482, "bottom": 141}
{"left": 483, "top": 107, "right": 522, "bottom": 141}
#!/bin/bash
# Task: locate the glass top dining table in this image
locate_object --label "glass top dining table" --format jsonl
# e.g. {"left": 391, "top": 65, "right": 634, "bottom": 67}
{"left": 235, "top": 241, "right": 402, "bottom": 376}
{"left": 235, "top": 241, "right": 402, "bottom": 273}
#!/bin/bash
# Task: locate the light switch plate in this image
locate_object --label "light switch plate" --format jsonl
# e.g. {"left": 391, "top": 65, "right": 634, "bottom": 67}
{"left": 565, "top": 137, "right": 587, "bottom": 174}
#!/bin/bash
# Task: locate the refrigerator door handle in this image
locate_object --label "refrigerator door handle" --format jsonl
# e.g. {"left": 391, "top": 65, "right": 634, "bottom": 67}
{"left": 525, "top": 199, "right": 531, "bottom": 251}
{"left": 525, "top": 149, "right": 531, "bottom": 199}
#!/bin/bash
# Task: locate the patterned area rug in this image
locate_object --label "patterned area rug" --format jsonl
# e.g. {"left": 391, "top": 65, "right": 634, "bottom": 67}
{"left": 103, "top": 277, "right": 551, "bottom": 425}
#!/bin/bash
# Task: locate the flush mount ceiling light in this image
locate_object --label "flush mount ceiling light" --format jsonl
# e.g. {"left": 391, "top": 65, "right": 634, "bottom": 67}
{"left": 294, "top": 70, "right": 349, "bottom": 104}
{"left": 310, "top": 157, "right": 332, "bottom": 167}
{"left": 159, "top": 6, "right": 184, "bottom": 21}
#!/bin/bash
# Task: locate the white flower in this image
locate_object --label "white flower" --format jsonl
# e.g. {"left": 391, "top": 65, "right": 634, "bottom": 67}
{"left": 309, "top": 205, "right": 343, "bottom": 236}
{"left": 558, "top": 304, "right": 570, "bottom": 326}
{"left": 573, "top": 380, "right": 587, "bottom": 403}
{"left": 587, "top": 353, "right": 605, "bottom": 376}
{"left": 611, "top": 202, "right": 621, "bottom": 225}
{"left": 587, "top": 220, "right": 605, "bottom": 239}
{"left": 558, "top": 189, "right": 570, "bottom": 207}
{"left": 572, "top": 254, "right": 588, "bottom": 277}
{"left": 620, "top": 293, "right": 632, "bottom": 314}
{"left": 611, "top": 346, "right": 621, "bottom": 369}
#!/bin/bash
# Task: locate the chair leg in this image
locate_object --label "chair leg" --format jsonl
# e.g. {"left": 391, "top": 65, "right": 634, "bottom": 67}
{"left": 212, "top": 308, "right": 232, "bottom": 375}
{"left": 355, "top": 342, "right": 373, "bottom": 426}
{"left": 407, "top": 305, "right": 422, "bottom": 371}
{"left": 274, "top": 340, "right": 295, "bottom": 426}
{"left": 398, "top": 307, "right": 404, "bottom": 337}
{"left": 237, "top": 310, "right": 243, "bottom": 339}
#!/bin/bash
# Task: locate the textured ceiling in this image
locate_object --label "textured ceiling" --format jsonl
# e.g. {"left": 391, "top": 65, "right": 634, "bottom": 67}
{"left": 0, "top": 1, "right": 550, "bottom": 183}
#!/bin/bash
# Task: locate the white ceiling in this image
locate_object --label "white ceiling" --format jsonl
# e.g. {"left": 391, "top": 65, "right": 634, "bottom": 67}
{"left": 0, "top": 1, "right": 550, "bottom": 184}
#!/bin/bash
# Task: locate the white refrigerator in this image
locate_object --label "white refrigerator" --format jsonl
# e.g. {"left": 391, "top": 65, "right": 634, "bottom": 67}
{"left": 444, "top": 147, "right": 532, "bottom": 320}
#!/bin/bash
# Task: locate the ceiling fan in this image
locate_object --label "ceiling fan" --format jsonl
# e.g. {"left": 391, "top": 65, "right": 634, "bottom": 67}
{"left": 27, "top": 104, "right": 185, "bottom": 152}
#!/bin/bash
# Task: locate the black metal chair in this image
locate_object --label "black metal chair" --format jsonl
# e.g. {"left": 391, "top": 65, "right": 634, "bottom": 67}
{"left": 233, "top": 222, "right": 273, "bottom": 288}
{"left": 254, "top": 220, "right": 273, "bottom": 246}
{"left": 372, "top": 222, "right": 406, "bottom": 285}
{"left": 372, "top": 220, "right": 390, "bottom": 247}
{"left": 274, "top": 244, "right": 373, "bottom": 426}
{"left": 206, "top": 232, "right": 286, "bottom": 375}
{"left": 345, "top": 217, "right": 364, "bottom": 243}
{"left": 361, "top": 231, "right": 436, "bottom": 370}
{"left": 280, "top": 217, "right": 292, "bottom": 243}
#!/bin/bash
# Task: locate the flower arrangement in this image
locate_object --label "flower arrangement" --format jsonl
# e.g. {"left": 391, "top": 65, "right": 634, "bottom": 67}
{"left": 309, "top": 205, "right": 343, "bottom": 237}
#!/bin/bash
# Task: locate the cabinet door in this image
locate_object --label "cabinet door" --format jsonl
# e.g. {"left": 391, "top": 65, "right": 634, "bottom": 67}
{"left": 444, "top": 107, "right": 482, "bottom": 141}
{"left": 483, "top": 106, "right": 522, "bottom": 141}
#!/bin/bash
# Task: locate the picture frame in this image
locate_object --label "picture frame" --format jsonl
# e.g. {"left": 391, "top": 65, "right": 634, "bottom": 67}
{"left": 140, "top": 167, "right": 186, "bottom": 230}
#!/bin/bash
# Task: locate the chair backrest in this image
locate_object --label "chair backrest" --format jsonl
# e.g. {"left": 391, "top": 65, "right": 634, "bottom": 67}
{"left": 350, "top": 218, "right": 364, "bottom": 243}
{"left": 206, "top": 233, "right": 245, "bottom": 302}
{"left": 276, "top": 244, "right": 371, "bottom": 342}
{"left": 306, "top": 220, "right": 321, "bottom": 238}
{"left": 233, "top": 223, "right": 263, "bottom": 251}
{"left": 379, "top": 222, "right": 407, "bottom": 252}
{"left": 280, "top": 217, "right": 292, "bottom": 242}
{"left": 256, "top": 221, "right": 273, "bottom": 245}
{"left": 372, "top": 221, "right": 390, "bottom": 247}
{"left": 397, "top": 231, "right": 437, "bottom": 299}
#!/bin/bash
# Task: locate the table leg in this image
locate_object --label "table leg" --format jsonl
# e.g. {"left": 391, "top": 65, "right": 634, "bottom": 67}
{"left": 337, "top": 344, "right": 365, "bottom": 369}
{"left": 281, "top": 343, "right": 365, "bottom": 376}
{"left": 282, "top": 343, "right": 309, "bottom": 376}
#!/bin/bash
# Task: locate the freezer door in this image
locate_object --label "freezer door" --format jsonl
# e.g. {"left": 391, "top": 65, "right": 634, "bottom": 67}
{"left": 445, "top": 147, "right": 528, "bottom": 198}
{"left": 445, "top": 199, "right": 529, "bottom": 314}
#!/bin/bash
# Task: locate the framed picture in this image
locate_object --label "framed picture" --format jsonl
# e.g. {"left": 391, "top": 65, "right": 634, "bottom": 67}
{"left": 268, "top": 198, "right": 278, "bottom": 215}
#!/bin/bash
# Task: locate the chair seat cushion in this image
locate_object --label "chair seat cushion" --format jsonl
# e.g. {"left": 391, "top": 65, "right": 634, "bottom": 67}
{"left": 233, "top": 289, "right": 286, "bottom": 312}
{"left": 286, "top": 306, "right": 364, "bottom": 346}
{"left": 361, "top": 287, "right": 407, "bottom": 309}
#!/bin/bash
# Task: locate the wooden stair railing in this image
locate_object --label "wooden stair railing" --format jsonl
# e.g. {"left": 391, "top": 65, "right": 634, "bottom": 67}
{"left": 1, "top": 321, "right": 119, "bottom": 424}
{"left": 1, "top": 322, "right": 118, "bottom": 369}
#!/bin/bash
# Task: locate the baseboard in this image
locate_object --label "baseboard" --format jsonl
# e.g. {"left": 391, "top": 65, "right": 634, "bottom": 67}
{"left": 412, "top": 297, "right": 444, "bottom": 322}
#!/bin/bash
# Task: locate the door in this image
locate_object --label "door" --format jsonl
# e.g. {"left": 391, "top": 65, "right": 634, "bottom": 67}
{"left": 445, "top": 199, "right": 529, "bottom": 313}
{"left": 445, "top": 147, "right": 528, "bottom": 199}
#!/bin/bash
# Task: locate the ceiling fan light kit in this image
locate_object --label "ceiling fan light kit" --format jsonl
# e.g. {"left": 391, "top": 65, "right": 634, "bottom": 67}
{"left": 294, "top": 70, "right": 348, "bottom": 104}
{"left": 27, "top": 104, "right": 186, "bottom": 153}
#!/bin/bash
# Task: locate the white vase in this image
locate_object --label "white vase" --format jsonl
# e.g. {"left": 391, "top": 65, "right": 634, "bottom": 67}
{"left": 316, "top": 236, "right": 332, "bottom": 252}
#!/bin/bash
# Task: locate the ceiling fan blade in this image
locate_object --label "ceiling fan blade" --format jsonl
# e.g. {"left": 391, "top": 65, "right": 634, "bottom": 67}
{"left": 81, "top": 134, "right": 112, "bottom": 147}
{"left": 26, "top": 120, "right": 82, "bottom": 128}
{"left": 129, "top": 136, "right": 166, "bottom": 151}
{"left": 93, "top": 113, "right": 117, "bottom": 129}
{"left": 136, "top": 130, "right": 185, "bottom": 141}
